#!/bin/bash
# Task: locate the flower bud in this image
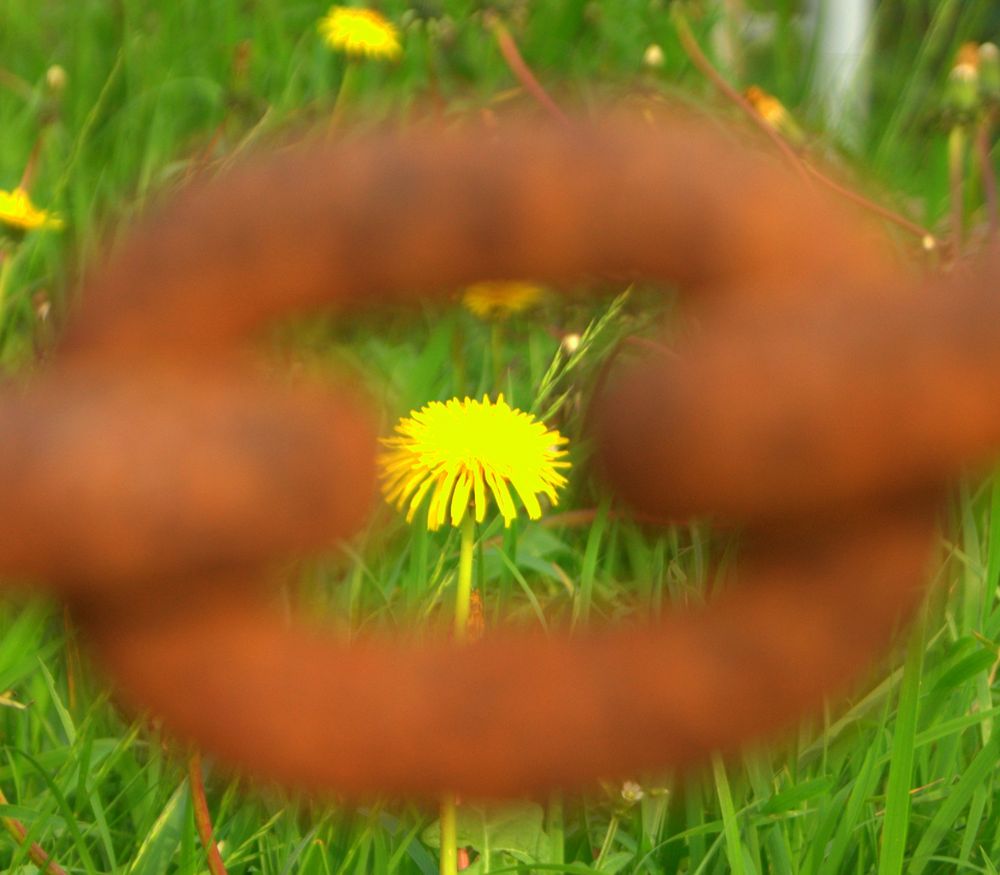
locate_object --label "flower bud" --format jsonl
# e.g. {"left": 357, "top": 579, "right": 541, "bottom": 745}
{"left": 980, "top": 43, "right": 1000, "bottom": 103}
{"left": 945, "top": 62, "right": 979, "bottom": 119}
{"left": 744, "top": 85, "right": 805, "bottom": 146}
{"left": 45, "top": 65, "right": 67, "bottom": 95}
{"left": 643, "top": 44, "right": 665, "bottom": 69}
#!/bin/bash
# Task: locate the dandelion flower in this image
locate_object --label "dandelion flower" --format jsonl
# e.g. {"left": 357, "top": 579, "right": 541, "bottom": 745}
{"left": 462, "top": 281, "right": 544, "bottom": 320}
{"left": 0, "top": 188, "right": 63, "bottom": 235}
{"left": 318, "top": 6, "right": 402, "bottom": 61}
{"left": 380, "top": 394, "right": 569, "bottom": 530}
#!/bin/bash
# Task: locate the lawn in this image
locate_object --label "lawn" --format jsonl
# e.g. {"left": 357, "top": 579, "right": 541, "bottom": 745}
{"left": 0, "top": 1, "right": 999, "bottom": 873}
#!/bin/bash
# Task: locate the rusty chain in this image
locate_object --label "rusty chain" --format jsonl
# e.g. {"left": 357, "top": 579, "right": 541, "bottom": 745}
{"left": 4, "top": 116, "right": 991, "bottom": 798}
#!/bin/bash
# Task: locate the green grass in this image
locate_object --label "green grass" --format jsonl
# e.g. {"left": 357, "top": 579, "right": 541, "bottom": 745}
{"left": 1, "top": 0, "right": 999, "bottom": 872}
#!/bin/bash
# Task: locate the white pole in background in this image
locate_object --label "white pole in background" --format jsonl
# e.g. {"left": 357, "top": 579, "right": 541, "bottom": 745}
{"left": 812, "top": 0, "right": 874, "bottom": 147}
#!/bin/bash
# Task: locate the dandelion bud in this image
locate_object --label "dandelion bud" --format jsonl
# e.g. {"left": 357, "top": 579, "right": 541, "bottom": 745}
{"left": 956, "top": 42, "right": 981, "bottom": 71}
{"left": 945, "top": 63, "right": 979, "bottom": 119}
{"left": 744, "top": 85, "right": 805, "bottom": 147}
{"left": 643, "top": 43, "right": 665, "bottom": 69}
{"left": 45, "top": 65, "right": 67, "bottom": 95}
{"left": 980, "top": 43, "right": 1000, "bottom": 103}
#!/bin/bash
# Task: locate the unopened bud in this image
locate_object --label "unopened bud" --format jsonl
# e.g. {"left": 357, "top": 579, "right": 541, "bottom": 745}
{"left": 980, "top": 43, "right": 1000, "bottom": 102}
{"left": 744, "top": 85, "right": 805, "bottom": 146}
{"left": 946, "top": 62, "right": 979, "bottom": 118}
{"left": 45, "top": 65, "right": 66, "bottom": 95}
{"left": 956, "top": 42, "right": 981, "bottom": 71}
{"left": 643, "top": 43, "right": 665, "bottom": 69}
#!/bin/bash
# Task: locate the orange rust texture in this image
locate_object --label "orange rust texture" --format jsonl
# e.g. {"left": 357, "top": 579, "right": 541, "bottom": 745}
{"left": 3, "top": 117, "right": 983, "bottom": 797}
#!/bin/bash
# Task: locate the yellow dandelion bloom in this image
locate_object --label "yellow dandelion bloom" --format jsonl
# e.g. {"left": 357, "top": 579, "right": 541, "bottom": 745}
{"left": 318, "top": 6, "right": 402, "bottom": 61}
{"left": 380, "top": 394, "right": 570, "bottom": 531}
{"left": 0, "top": 188, "right": 63, "bottom": 234}
{"left": 462, "top": 281, "right": 544, "bottom": 320}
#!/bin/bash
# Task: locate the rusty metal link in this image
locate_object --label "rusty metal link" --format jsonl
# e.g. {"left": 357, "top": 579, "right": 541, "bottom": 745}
{"left": 4, "top": 116, "right": 985, "bottom": 798}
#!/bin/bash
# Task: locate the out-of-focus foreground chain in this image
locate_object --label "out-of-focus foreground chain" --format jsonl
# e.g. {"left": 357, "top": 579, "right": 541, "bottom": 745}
{"left": 4, "top": 117, "right": 993, "bottom": 798}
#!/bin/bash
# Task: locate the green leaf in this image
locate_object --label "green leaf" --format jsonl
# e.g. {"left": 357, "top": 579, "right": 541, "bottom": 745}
{"left": 760, "top": 777, "right": 835, "bottom": 815}
{"left": 127, "top": 781, "right": 189, "bottom": 875}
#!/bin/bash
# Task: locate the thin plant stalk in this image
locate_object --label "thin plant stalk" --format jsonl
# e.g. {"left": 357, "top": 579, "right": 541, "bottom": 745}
{"left": 0, "top": 250, "right": 14, "bottom": 328}
{"left": 488, "top": 17, "right": 571, "bottom": 127}
{"left": 948, "top": 124, "right": 967, "bottom": 257}
{"left": 490, "top": 322, "right": 505, "bottom": 393}
{"left": 188, "top": 751, "right": 229, "bottom": 875}
{"left": 440, "top": 511, "right": 477, "bottom": 875}
{"left": 595, "top": 814, "right": 619, "bottom": 868}
{"left": 671, "top": 8, "right": 807, "bottom": 180}
{"left": 547, "top": 793, "right": 565, "bottom": 866}
{"left": 672, "top": 5, "right": 939, "bottom": 247}
{"left": 439, "top": 798, "right": 458, "bottom": 875}
{"left": 0, "top": 787, "right": 67, "bottom": 875}
{"left": 975, "top": 115, "right": 998, "bottom": 236}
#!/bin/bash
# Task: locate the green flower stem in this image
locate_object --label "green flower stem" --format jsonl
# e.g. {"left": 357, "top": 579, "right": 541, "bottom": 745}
{"left": 440, "top": 795, "right": 458, "bottom": 875}
{"left": 440, "top": 511, "right": 477, "bottom": 875}
{"left": 547, "top": 792, "right": 565, "bottom": 866}
{"left": 454, "top": 511, "right": 476, "bottom": 641}
{"left": 975, "top": 114, "right": 998, "bottom": 236}
{"left": 490, "top": 321, "right": 505, "bottom": 391}
{"left": 0, "top": 249, "right": 14, "bottom": 329}
{"left": 948, "top": 124, "right": 967, "bottom": 256}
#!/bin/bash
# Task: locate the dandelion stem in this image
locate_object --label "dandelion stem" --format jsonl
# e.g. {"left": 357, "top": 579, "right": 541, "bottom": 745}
{"left": 975, "top": 114, "right": 998, "bottom": 237}
{"left": 948, "top": 124, "right": 967, "bottom": 257}
{"left": 440, "top": 796, "right": 459, "bottom": 875}
{"left": 490, "top": 322, "right": 504, "bottom": 393}
{"left": 454, "top": 512, "right": 476, "bottom": 643}
{"left": 440, "top": 511, "right": 477, "bottom": 875}
{"left": 0, "top": 250, "right": 14, "bottom": 330}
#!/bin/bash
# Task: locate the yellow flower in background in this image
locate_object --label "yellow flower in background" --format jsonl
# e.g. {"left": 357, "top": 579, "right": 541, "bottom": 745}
{"left": 380, "top": 395, "right": 569, "bottom": 530}
{"left": 462, "top": 281, "right": 544, "bottom": 320}
{"left": 318, "top": 6, "right": 402, "bottom": 61}
{"left": 0, "top": 188, "right": 63, "bottom": 234}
